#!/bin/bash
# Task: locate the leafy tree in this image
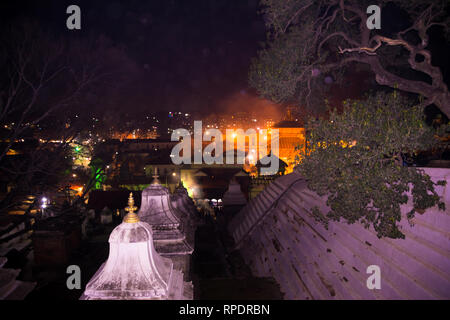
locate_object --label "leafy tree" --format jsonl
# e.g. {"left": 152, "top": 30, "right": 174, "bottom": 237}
{"left": 249, "top": 0, "right": 450, "bottom": 117}
{"left": 297, "top": 92, "right": 447, "bottom": 238}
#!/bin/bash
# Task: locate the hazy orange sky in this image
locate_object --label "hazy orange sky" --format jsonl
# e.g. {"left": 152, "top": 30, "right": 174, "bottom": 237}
{"left": 213, "top": 91, "right": 283, "bottom": 120}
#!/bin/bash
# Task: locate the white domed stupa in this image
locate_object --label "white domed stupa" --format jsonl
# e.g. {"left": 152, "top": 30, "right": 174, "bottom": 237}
{"left": 138, "top": 170, "right": 193, "bottom": 277}
{"left": 81, "top": 193, "right": 193, "bottom": 300}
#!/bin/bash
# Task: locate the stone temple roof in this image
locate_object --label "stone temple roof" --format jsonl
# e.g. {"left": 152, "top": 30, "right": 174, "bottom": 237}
{"left": 138, "top": 183, "right": 180, "bottom": 228}
{"left": 272, "top": 120, "right": 304, "bottom": 128}
{"left": 109, "top": 220, "right": 157, "bottom": 243}
{"left": 137, "top": 180, "right": 193, "bottom": 256}
{"left": 81, "top": 218, "right": 192, "bottom": 300}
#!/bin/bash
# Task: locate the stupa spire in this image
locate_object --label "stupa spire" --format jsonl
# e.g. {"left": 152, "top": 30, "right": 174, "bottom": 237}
{"left": 152, "top": 167, "right": 160, "bottom": 184}
{"left": 80, "top": 191, "right": 193, "bottom": 300}
{"left": 124, "top": 192, "right": 139, "bottom": 223}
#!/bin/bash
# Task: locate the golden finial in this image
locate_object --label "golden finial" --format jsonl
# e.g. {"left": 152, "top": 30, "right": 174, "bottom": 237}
{"left": 152, "top": 167, "right": 160, "bottom": 184}
{"left": 123, "top": 192, "right": 139, "bottom": 223}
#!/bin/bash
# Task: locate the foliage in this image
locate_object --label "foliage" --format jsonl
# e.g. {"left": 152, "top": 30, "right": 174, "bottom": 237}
{"left": 297, "top": 92, "right": 447, "bottom": 238}
{"left": 249, "top": 25, "right": 320, "bottom": 104}
{"left": 89, "top": 157, "right": 107, "bottom": 190}
{"left": 250, "top": 0, "right": 450, "bottom": 117}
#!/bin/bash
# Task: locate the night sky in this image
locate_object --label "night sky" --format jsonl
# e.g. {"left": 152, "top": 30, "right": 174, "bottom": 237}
{"left": 0, "top": 0, "right": 266, "bottom": 117}
{"left": 1, "top": 1, "right": 449, "bottom": 121}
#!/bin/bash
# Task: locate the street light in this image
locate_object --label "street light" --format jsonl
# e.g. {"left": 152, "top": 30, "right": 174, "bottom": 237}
{"left": 41, "top": 197, "right": 49, "bottom": 216}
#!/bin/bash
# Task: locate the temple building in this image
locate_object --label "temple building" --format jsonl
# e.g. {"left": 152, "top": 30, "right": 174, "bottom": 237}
{"left": 81, "top": 193, "right": 193, "bottom": 300}
{"left": 138, "top": 173, "right": 193, "bottom": 278}
{"left": 271, "top": 107, "right": 305, "bottom": 173}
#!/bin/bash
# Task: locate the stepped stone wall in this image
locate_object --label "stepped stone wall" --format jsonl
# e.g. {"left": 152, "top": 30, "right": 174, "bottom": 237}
{"left": 229, "top": 168, "right": 450, "bottom": 299}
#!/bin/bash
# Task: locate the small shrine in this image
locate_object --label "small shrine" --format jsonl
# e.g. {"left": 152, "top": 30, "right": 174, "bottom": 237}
{"left": 222, "top": 178, "right": 247, "bottom": 207}
{"left": 170, "top": 183, "right": 201, "bottom": 248}
{"left": 138, "top": 170, "right": 193, "bottom": 278}
{"left": 81, "top": 193, "right": 193, "bottom": 300}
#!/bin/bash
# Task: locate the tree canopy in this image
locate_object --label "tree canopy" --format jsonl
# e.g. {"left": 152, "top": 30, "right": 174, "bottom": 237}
{"left": 297, "top": 92, "right": 446, "bottom": 239}
{"left": 249, "top": 0, "right": 450, "bottom": 117}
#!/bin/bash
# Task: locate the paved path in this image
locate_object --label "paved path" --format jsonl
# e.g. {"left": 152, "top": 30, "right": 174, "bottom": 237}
{"left": 192, "top": 217, "right": 283, "bottom": 300}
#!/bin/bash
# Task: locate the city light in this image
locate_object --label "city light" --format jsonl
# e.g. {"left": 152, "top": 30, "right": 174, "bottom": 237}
{"left": 41, "top": 197, "right": 48, "bottom": 209}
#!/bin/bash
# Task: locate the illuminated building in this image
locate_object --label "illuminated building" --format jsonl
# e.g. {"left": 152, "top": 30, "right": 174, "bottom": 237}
{"left": 264, "top": 119, "right": 275, "bottom": 128}
{"left": 271, "top": 108, "right": 306, "bottom": 173}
